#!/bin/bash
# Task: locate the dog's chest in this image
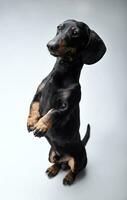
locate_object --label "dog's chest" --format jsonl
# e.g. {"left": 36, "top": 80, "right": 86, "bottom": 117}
{"left": 39, "top": 74, "right": 72, "bottom": 115}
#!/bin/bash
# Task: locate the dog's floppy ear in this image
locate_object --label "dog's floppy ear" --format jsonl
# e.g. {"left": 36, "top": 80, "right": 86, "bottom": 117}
{"left": 79, "top": 22, "right": 106, "bottom": 65}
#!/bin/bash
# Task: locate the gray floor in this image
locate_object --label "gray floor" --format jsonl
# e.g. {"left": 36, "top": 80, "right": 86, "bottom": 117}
{"left": 0, "top": 0, "right": 127, "bottom": 200}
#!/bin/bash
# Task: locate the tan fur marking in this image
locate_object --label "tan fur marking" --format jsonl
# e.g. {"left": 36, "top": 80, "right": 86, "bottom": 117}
{"left": 34, "top": 109, "right": 53, "bottom": 132}
{"left": 62, "top": 157, "right": 75, "bottom": 185}
{"left": 49, "top": 151, "right": 57, "bottom": 163}
{"left": 41, "top": 109, "right": 53, "bottom": 127}
{"left": 46, "top": 164, "right": 60, "bottom": 176}
{"left": 63, "top": 171, "right": 75, "bottom": 184}
{"left": 27, "top": 102, "right": 40, "bottom": 130}
{"left": 30, "top": 102, "right": 40, "bottom": 115}
{"left": 59, "top": 39, "right": 66, "bottom": 49}
{"left": 46, "top": 164, "right": 59, "bottom": 174}
{"left": 68, "top": 158, "right": 75, "bottom": 172}
{"left": 58, "top": 155, "right": 72, "bottom": 163}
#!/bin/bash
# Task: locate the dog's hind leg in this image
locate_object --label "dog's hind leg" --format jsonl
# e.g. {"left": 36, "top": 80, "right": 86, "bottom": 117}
{"left": 63, "top": 155, "right": 87, "bottom": 185}
{"left": 62, "top": 157, "right": 76, "bottom": 185}
{"left": 46, "top": 148, "right": 61, "bottom": 178}
{"left": 61, "top": 146, "right": 88, "bottom": 185}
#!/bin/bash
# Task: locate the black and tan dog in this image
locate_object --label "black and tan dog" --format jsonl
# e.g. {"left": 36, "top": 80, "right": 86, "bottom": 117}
{"left": 27, "top": 19, "right": 106, "bottom": 185}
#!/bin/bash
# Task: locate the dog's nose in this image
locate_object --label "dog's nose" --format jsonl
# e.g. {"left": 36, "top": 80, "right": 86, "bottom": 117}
{"left": 47, "top": 42, "right": 59, "bottom": 51}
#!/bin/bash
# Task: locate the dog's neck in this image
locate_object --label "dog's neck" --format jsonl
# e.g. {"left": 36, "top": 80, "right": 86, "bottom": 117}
{"left": 60, "top": 53, "right": 83, "bottom": 63}
{"left": 52, "top": 55, "right": 83, "bottom": 81}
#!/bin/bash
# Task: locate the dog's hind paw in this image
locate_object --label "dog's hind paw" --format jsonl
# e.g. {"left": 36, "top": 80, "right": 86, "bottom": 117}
{"left": 46, "top": 164, "right": 60, "bottom": 178}
{"left": 63, "top": 171, "right": 75, "bottom": 185}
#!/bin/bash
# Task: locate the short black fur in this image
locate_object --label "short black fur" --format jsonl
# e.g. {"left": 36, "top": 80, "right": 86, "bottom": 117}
{"left": 27, "top": 19, "right": 106, "bottom": 185}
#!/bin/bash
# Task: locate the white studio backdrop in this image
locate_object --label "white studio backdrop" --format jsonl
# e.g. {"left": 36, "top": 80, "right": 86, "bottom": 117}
{"left": 0, "top": 0, "right": 127, "bottom": 200}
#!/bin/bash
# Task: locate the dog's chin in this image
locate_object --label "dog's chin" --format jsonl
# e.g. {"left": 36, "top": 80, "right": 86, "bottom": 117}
{"left": 49, "top": 50, "right": 67, "bottom": 57}
{"left": 50, "top": 51, "right": 74, "bottom": 58}
{"left": 50, "top": 51, "right": 60, "bottom": 57}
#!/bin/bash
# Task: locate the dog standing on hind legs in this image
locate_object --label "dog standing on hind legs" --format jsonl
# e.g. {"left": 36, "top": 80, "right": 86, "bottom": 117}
{"left": 27, "top": 19, "right": 106, "bottom": 185}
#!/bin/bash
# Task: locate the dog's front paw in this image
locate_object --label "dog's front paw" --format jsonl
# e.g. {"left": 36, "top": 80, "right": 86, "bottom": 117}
{"left": 27, "top": 116, "right": 38, "bottom": 132}
{"left": 33, "top": 118, "right": 48, "bottom": 137}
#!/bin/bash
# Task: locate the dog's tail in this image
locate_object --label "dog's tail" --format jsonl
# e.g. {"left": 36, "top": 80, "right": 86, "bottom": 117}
{"left": 82, "top": 124, "right": 90, "bottom": 146}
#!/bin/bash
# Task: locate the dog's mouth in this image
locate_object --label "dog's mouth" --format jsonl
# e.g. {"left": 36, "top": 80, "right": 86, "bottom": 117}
{"left": 49, "top": 47, "right": 77, "bottom": 57}
{"left": 49, "top": 51, "right": 61, "bottom": 57}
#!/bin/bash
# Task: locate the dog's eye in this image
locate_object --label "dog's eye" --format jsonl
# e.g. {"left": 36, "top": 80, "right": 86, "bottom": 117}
{"left": 71, "top": 27, "right": 79, "bottom": 37}
{"left": 72, "top": 29, "right": 78, "bottom": 36}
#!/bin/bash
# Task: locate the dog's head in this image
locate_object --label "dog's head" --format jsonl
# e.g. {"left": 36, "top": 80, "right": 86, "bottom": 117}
{"left": 47, "top": 19, "right": 106, "bottom": 64}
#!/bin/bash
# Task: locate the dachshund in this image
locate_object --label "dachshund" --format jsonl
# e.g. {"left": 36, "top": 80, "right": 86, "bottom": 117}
{"left": 27, "top": 19, "right": 106, "bottom": 185}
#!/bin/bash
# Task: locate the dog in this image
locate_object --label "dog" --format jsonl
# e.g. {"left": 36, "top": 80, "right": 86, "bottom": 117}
{"left": 27, "top": 19, "right": 106, "bottom": 185}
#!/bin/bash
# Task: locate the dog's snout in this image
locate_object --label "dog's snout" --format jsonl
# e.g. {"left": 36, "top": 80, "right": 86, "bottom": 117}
{"left": 47, "top": 42, "right": 59, "bottom": 52}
